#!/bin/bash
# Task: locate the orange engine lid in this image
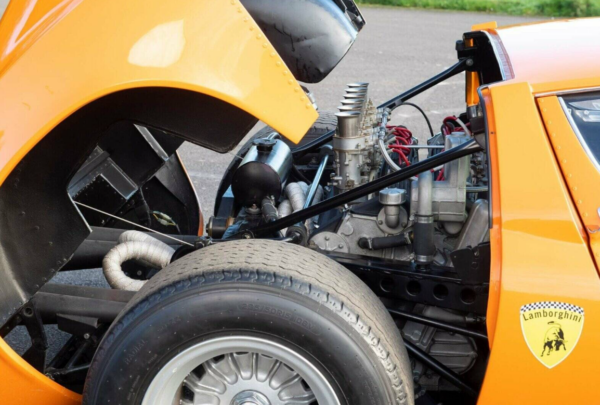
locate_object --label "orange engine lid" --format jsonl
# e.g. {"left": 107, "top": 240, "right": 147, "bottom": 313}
{"left": 494, "top": 18, "right": 600, "bottom": 94}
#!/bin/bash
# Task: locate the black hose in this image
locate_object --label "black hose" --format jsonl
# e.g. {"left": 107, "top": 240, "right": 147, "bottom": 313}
{"left": 358, "top": 234, "right": 408, "bottom": 250}
{"left": 397, "top": 102, "right": 435, "bottom": 138}
{"left": 413, "top": 216, "right": 435, "bottom": 264}
{"left": 261, "top": 198, "right": 279, "bottom": 223}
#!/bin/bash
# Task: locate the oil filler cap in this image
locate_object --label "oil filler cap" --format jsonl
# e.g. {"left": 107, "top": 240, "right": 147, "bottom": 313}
{"left": 253, "top": 138, "right": 277, "bottom": 152}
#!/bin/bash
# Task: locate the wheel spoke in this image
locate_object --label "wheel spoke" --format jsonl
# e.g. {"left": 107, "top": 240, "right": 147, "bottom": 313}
{"left": 256, "top": 354, "right": 279, "bottom": 383}
{"left": 184, "top": 370, "right": 225, "bottom": 395}
{"left": 279, "top": 377, "right": 316, "bottom": 404}
{"left": 269, "top": 364, "right": 300, "bottom": 391}
{"left": 144, "top": 338, "right": 338, "bottom": 405}
{"left": 232, "top": 352, "right": 254, "bottom": 380}
{"left": 205, "top": 357, "right": 238, "bottom": 385}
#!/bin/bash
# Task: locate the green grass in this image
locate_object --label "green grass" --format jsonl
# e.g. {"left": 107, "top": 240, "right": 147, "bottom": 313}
{"left": 357, "top": 0, "right": 600, "bottom": 17}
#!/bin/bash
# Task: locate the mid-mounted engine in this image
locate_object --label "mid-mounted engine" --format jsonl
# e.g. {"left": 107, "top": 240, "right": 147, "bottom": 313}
{"left": 205, "top": 82, "right": 491, "bottom": 393}
{"left": 219, "top": 83, "right": 490, "bottom": 271}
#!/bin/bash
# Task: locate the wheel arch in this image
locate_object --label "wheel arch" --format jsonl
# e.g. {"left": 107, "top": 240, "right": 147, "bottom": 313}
{"left": 0, "top": 0, "right": 319, "bottom": 329}
{"left": 0, "top": 86, "right": 263, "bottom": 328}
{"left": 0, "top": 0, "right": 318, "bottom": 187}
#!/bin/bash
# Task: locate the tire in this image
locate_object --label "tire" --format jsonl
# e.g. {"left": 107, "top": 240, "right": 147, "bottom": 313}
{"left": 83, "top": 240, "right": 413, "bottom": 405}
{"left": 214, "top": 111, "right": 337, "bottom": 215}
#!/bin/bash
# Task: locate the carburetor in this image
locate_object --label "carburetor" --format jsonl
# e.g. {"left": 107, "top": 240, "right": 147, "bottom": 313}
{"left": 330, "top": 83, "right": 384, "bottom": 193}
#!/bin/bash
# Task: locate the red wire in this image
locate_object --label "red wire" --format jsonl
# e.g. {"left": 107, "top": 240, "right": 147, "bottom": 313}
{"left": 387, "top": 125, "right": 413, "bottom": 166}
{"left": 436, "top": 168, "right": 445, "bottom": 181}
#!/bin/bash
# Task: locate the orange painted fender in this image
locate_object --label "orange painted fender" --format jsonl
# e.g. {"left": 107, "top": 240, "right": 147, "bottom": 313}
{"left": 0, "top": 0, "right": 317, "bottom": 187}
{"left": 0, "top": 0, "right": 317, "bottom": 402}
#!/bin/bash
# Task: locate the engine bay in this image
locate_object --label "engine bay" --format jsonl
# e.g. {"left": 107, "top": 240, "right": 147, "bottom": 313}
{"left": 205, "top": 80, "right": 492, "bottom": 396}
{"left": 213, "top": 81, "right": 490, "bottom": 286}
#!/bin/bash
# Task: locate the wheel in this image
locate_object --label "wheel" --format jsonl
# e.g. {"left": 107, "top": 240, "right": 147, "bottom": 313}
{"left": 83, "top": 240, "right": 414, "bottom": 405}
{"left": 214, "top": 111, "right": 337, "bottom": 215}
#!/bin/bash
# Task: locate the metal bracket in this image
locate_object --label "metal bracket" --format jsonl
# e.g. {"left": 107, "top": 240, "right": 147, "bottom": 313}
{"left": 20, "top": 303, "right": 48, "bottom": 372}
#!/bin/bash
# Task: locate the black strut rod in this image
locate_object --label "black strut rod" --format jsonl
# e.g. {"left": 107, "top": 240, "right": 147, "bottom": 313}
{"left": 241, "top": 139, "right": 481, "bottom": 238}
{"left": 388, "top": 308, "right": 488, "bottom": 341}
{"left": 292, "top": 58, "right": 469, "bottom": 158}
{"left": 404, "top": 340, "right": 479, "bottom": 398}
{"left": 379, "top": 58, "right": 469, "bottom": 110}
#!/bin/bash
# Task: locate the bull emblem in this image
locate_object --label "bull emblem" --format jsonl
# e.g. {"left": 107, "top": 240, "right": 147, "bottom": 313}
{"left": 541, "top": 322, "right": 567, "bottom": 357}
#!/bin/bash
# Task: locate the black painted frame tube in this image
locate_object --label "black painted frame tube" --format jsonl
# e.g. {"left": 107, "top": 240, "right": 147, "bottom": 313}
{"left": 404, "top": 340, "right": 479, "bottom": 398}
{"left": 388, "top": 308, "right": 488, "bottom": 341}
{"left": 379, "top": 58, "right": 468, "bottom": 110}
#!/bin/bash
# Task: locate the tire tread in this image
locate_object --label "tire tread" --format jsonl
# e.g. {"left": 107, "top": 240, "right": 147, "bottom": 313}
{"left": 84, "top": 240, "right": 413, "bottom": 405}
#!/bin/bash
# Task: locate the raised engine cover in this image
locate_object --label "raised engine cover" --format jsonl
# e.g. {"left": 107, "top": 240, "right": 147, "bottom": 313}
{"left": 242, "top": 0, "right": 365, "bottom": 83}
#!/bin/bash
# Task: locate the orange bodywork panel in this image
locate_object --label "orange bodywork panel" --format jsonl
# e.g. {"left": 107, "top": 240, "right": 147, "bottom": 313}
{"left": 3, "top": 5, "right": 600, "bottom": 403}
{"left": 0, "top": 0, "right": 318, "bottom": 189}
{"left": 0, "top": 338, "right": 81, "bottom": 404}
{"left": 478, "top": 82, "right": 600, "bottom": 404}
{"left": 480, "top": 88, "right": 501, "bottom": 345}
{"left": 495, "top": 18, "right": 600, "bottom": 94}
{"left": 539, "top": 95, "right": 600, "bottom": 287}
{"left": 0, "top": 0, "right": 317, "bottom": 402}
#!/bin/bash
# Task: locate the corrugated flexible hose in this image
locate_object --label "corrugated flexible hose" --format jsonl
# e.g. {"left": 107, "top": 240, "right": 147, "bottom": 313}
{"left": 103, "top": 231, "right": 175, "bottom": 291}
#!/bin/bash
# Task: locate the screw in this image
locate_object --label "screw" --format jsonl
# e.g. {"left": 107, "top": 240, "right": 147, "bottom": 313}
{"left": 84, "top": 333, "right": 90, "bottom": 340}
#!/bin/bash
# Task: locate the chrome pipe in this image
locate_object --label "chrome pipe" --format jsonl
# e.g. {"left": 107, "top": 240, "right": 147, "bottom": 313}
{"left": 335, "top": 111, "right": 361, "bottom": 138}
{"left": 338, "top": 105, "right": 362, "bottom": 113}
{"left": 347, "top": 82, "right": 369, "bottom": 88}
{"left": 345, "top": 88, "right": 367, "bottom": 95}
{"left": 341, "top": 99, "right": 364, "bottom": 107}
{"left": 343, "top": 94, "right": 366, "bottom": 101}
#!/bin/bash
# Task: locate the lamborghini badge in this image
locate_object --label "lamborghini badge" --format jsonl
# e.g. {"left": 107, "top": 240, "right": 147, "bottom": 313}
{"left": 520, "top": 301, "right": 584, "bottom": 368}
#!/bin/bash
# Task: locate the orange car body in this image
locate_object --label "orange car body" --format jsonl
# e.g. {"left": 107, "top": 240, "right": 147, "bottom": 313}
{"left": 1, "top": 0, "right": 599, "bottom": 402}
{"left": 478, "top": 18, "right": 600, "bottom": 404}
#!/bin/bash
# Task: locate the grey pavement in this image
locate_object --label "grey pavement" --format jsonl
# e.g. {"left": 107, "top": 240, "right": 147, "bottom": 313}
{"left": 0, "top": 0, "right": 7, "bottom": 17}
{"left": 3, "top": 5, "right": 540, "bottom": 362}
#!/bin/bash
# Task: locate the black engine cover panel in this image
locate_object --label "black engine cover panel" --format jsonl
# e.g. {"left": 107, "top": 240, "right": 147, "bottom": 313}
{"left": 242, "top": 0, "right": 365, "bottom": 83}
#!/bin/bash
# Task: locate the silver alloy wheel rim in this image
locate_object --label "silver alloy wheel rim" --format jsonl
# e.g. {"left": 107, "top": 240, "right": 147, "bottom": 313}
{"left": 141, "top": 336, "right": 340, "bottom": 405}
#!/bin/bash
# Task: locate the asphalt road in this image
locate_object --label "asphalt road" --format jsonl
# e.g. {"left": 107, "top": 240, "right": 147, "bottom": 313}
{"left": 4, "top": 5, "right": 540, "bottom": 363}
